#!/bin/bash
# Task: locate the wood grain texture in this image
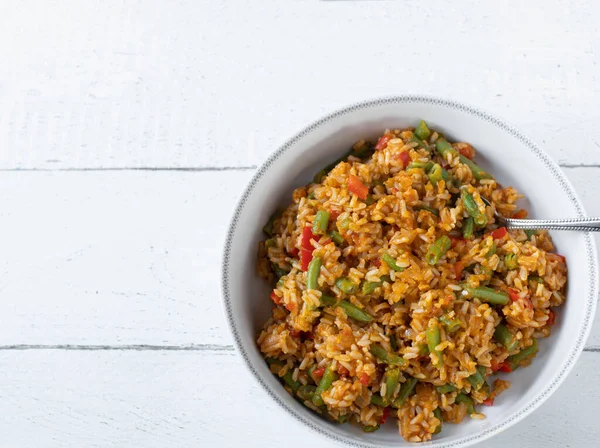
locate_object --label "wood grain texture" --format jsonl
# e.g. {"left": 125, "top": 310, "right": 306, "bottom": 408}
{"left": 0, "top": 0, "right": 599, "bottom": 169}
{"left": 0, "top": 349, "right": 598, "bottom": 448}
{"left": 0, "top": 167, "right": 598, "bottom": 347}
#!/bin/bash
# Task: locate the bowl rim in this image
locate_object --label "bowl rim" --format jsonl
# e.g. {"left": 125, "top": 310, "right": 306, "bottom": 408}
{"left": 221, "top": 95, "right": 599, "bottom": 447}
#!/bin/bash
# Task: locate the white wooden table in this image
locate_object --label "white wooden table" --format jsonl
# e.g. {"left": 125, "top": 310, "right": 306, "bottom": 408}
{"left": 1, "top": 1, "right": 599, "bottom": 446}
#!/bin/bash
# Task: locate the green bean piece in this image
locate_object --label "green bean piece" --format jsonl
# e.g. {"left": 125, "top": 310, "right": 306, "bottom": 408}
{"left": 263, "top": 213, "right": 277, "bottom": 236}
{"left": 407, "top": 161, "right": 434, "bottom": 171}
{"left": 313, "top": 169, "right": 327, "bottom": 183}
{"left": 350, "top": 145, "right": 374, "bottom": 159}
{"left": 508, "top": 338, "right": 539, "bottom": 370}
{"left": 525, "top": 229, "right": 537, "bottom": 240}
{"left": 391, "top": 377, "right": 418, "bottom": 408}
{"left": 461, "top": 285, "right": 509, "bottom": 305}
{"left": 441, "top": 167, "right": 453, "bottom": 188}
{"left": 338, "top": 217, "right": 350, "bottom": 231}
{"left": 307, "top": 192, "right": 316, "bottom": 200}
{"left": 371, "top": 393, "right": 388, "bottom": 406}
{"left": 458, "top": 154, "right": 493, "bottom": 180}
{"left": 435, "top": 139, "right": 458, "bottom": 158}
{"left": 426, "top": 319, "right": 443, "bottom": 368}
{"left": 390, "top": 332, "right": 399, "bottom": 352}
{"left": 418, "top": 343, "right": 429, "bottom": 355}
{"left": 494, "top": 324, "right": 519, "bottom": 351}
{"left": 320, "top": 294, "right": 337, "bottom": 307}
{"left": 466, "top": 365, "right": 487, "bottom": 391}
{"left": 281, "top": 370, "right": 301, "bottom": 393}
{"left": 362, "top": 425, "right": 380, "bottom": 433}
{"left": 385, "top": 368, "right": 401, "bottom": 401}
{"left": 440, "top": 314, "right": 461, "bottom": 333}
{"left": 436, "top": 384, "right": 458, "bottom": 394}
{"left": 433, "top": 408, "right": 443, "bottom": 434}
{"left": 339, "top": 300, "right": 374, "bottom": 322}
{"left": 425, "top": 235, "right": 451, "bottom": 266}
{"left": 463, "top": 217, "right": 474, "bottom": 239}
{"left": 409, "top": 136, "right": 430, "bottom": 151}
{"left": 272, "top": 263, "right": 290, "bottom": 279}
{"left": 528, "top": 275, "right": 544, "bottom": 283}
{"left": 486, "top": 242, "right": 497, "bottom": 258}
{"left": 312, "top": 210, "right": 330, "bottom": 235}
{"left": 337, "top": 413, "right": 351, "bottom": 424}
{"left": 455, "top": 393, "right": 475, "bottom": 414}
{"left": 362, "top": 275, "right": 391, "bottom": 295}
{"left": 313, "top": 364, "right": 339, "bottom": 407}
{"left": 335, "top": 277, "right": 358, "bottom": 294}
{"left": 415, "top": 120, "right": 431, "bottom": 141}
{"left": 461, "top": 188, "right": 488, "bottom": 227}
{"left": 365, "top": 194, "right": 375, "bottom": 205}
{"left": 329, "top": 230, "right": 344, "bottom": 245}
{"left": 415, "top": 204, "right": 440, "bottom": 216}
{"left": 370, "top": 343, "right": 407, "bottom": 366}
{"left": 297, "top": 384, "right": 317, "bottom": 401}
{"left": 265, "top": 238, "right": 276, "bottom": 248}
{"left": 306, "top": 257, "right": 322, "bottom": 290}
{"left": 504, "top": 253, "right": 518, "bottom": 270}
{"left": 382, "top": 253, "right": 405, "bottom": 272}
{"left": 428, "top": 163, "right": 443, "bottom": 186}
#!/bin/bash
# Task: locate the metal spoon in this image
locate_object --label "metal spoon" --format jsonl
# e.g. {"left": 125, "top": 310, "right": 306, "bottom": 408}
{"left": 481, "top": 197, "right": 600, "bottom": 231}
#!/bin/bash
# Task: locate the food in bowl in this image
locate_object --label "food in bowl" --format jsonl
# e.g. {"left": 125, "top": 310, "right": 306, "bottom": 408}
{"left": 256, "top": 121, "right": 567, "bottom": 442}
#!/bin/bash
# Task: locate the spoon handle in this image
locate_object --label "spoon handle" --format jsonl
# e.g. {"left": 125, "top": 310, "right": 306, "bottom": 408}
{"left": 502, "top": 217, "right": 600, "bottom": 231}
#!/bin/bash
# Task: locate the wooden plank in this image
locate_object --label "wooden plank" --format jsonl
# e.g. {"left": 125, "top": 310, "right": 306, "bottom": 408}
{"left": 0, "top": 167, "right": 599, "bottom": 347}
{"left": 0, "top": 0, "right": 599, "bottom": 169}
{"left": 0, "top": 349, "right": 598, "bottom": 447}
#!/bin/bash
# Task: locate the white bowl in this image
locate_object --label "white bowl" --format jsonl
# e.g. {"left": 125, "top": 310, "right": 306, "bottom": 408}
{"left": 221, "top": 96, "right": 598, "bottom": 447}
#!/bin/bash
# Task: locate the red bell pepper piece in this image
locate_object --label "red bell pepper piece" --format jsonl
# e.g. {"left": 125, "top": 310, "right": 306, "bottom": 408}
{"left": 381, "top": 406, "right": 391, "bottom": 424}
{"left": 512, "top": 209, "right": 528, "bottom": 219}
{"left": 491, "top": 360, "right": 512, "bottom": 373}
{"left": 300, "top": 226, "right": 316, "bottom": 271}
{"left": 347, "top": 175, "right": 369, "bottom": 200}
{"left": 270, "top": 290, "right": 281, "bottom": 305}
{"left": 359, "top": 372, "right": 370, "bottom": 386}
{"left": 454, "top": 261, "right": 464, "bottom": 279}
{"left": 508, "top": 288, "right": 520, "bottom": 302}
{"left": 491, "top": 227, "right": 508, "bottom": 240}
{"left": 483, "top": 397, "right": 494, "bottom": 406}
{"left": 375, "top": 135, "right": 391, "bottom": 151}
{"left": 312, "top": 367, "right": 325, "bottom": 380}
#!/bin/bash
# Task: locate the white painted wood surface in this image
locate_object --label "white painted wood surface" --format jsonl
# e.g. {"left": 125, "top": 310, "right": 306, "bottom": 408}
{"left": 0, "top": 0, "right": 599, "bottom": 446}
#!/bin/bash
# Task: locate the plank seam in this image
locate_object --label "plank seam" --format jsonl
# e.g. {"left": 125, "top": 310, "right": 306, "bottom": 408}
{"left": 0, "top": 344, "right": 235, "bottom": 351}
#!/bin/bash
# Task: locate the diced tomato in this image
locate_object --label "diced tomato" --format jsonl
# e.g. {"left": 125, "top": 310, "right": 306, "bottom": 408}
{"left": 454, "top": 261, "right": 464, "bottom": 279}
{"left": 312, "top": 367, "right": 325, "bottom": 380}
{"left": 329, "top": 209, "right": 341, "bottom": 221}
{"left": 300, "top": 249, "right": 312, "bottom": 271}
{"left": 300, "top": 226, "right": 316, "bottom": 271}
{"left": 381, "top": 406, "right": 391, "bottom": 424}
{"left": 347, "top": 175, "right": 369, "bottom": 200}
{"left": 395, "top": 151, "right": 410, "bottom": 166}
{"left": 548, "top": 309, "right": 556, "bottom": 326}
{"left": 450, "top": 236, "right": 464, "bottom": 248}
{"left": 373, "top": 258, "right": 382, "bottom": 268}
{"left": 285, "top": 302, "right": 296, "bottom": 312}
{"left": 458, "top": 144, "right": 475, "bottom": 160}
{"left": 508, "top": 288, "right": 520, "bottom": 302}
{"left": 491, "top": 360, "right": 512, "bottom": 373}
{"left": 359, "top": 372, "right": 370, "bottom": 386}
{"left": 375, "top": 135, "right": 391, "bottom": 151}
{"left": 483, "top": 398, "right": 494, "bottom": 406}
{"left": 339, "top": 366, "right": 350, "bottom": 377}
{"left": 512, "top": 209, "right": 528, "bottom": 219}
{"left": 270, "top": 290, "right": 281, "bottom": 305}
{"left": 491, "top": 227, "right": 508, "bottom": 240}
{"left": 289, "top": 247, "right": 299, "bottom": 258}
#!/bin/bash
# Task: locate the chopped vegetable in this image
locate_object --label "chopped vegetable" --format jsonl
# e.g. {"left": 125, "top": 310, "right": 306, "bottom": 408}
{"left": 306, "top": 257, "right": 322, "bottom": 290}
{"left": 504, "top": 253, "right": 518, "bottom": 270}
{"left": 455, "top": 393, "right": 475, "bottom": 414}
{"left": 384, "top": 368, "right": 401, "bottom": 401}
{"left": 414, "top": 120, "right": 431, "bottom": 141}
{"left": 426, "top": 319, "right": 443, "bottom": 368}
{"left": 362, "top": 425, "right": 380, "bottom": 433}
{"left": 359, "top": 372, "right": 370, "bottom": 386}
{"left": 370, "top": 394, "right": 387, "bottom": 406}
{"left": 433, "top": 408, "right": 443, "bottom": 434}
{"left": 458, "top": 154, "right": 493, "bottom": 180}
{"left": 512, "top": 209, "right": 527, "bottom": 219}
{"left": 313, "top": 364, "right": 339, "bottom": 406}
{"left": 381, "top": 406, "right": 391, "bottom": 424}
{"left": 335, "top": 277, "right": 358, "bottom": 294}
{"left": 339, "top": 300, "right": 374, "bottom": 322}
{"left": 415, "top": 204, "right": 440, "bottom": 216}
{"left": 397, "top": 151, "right": 410, "bottom": 166}
{"left": 263, "top": 212, "right": 278, "bottom": 236}
{"left": 382, "top": 253, "right": 405, "bottom": 272}
{"left": 425, "top": 235, "right": 451, "bottom": 265}
{"left": 407, "top": 161, "right": 434, "bottom": 171}
{"left": 362, "top": 275, "right": 391, "bottom": 295}
{"left": 491, "top": 227, "right": 508, "bottom": 240}
{"left": 440, "top": 314, "right": 461, "bottom": 333}
{"left": 462, "top": 217, "right": 474, "bottom": 239}
{"left": 297, "top": 384, "right": 317, "bottom": 401}
{"left": 547, "top": 309, "right": 556, "bottom": 326}
{"left": 434, "top": 138, "right": 457, "bottom": 158}
{"left": 508, "top": 288, "right": 520, "bottom": 302}
{"left": 508, "top": 339, "right": 538, "bottom": 371}
{"left": 270, "top": 290, "right": 281, "bottom": 305}
{"left": 428, "top": 163, "right": 444, "bottom": 186}
{"left": 370, "top": 344, "right": 407, "bottom": 366}
{"left": 319, "top": 295, "right": 337, "bottom": 307}
{"left": 461, "top": 285, "right": 509, "bottom": 305}
{"left": 461, "top": 188, "right": 488, "bottom": 227}
{"left": 347, "top": 174, "right": 369, "bottom": 200}
{"left": 312, "top": 210, "right": 330, "bottom": 235}
{"left": 338, "top": 217, "right": 350, "bottom": 231}
{"left": 525, "top": 229, "right": 537, "bottom": 240}
{"left": 375, "top": 135, "right": 391, "bottom": 151}
{"left": 391, "top": 377, "right": 418, "bottom": 408}
{"left": 329, "top": 230, "right": 344, "bottom": 245}
{"left": 466, "top": 365, "right": 487, "bottom": 391}
{"left": 494, "top": 324, "right": 519, "bottom": 351}
{"left": 300, "top": 226, "right": 316, "bottom": 271}
{"left": 436, "top": 384, "right": 457, "bottom": 394}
